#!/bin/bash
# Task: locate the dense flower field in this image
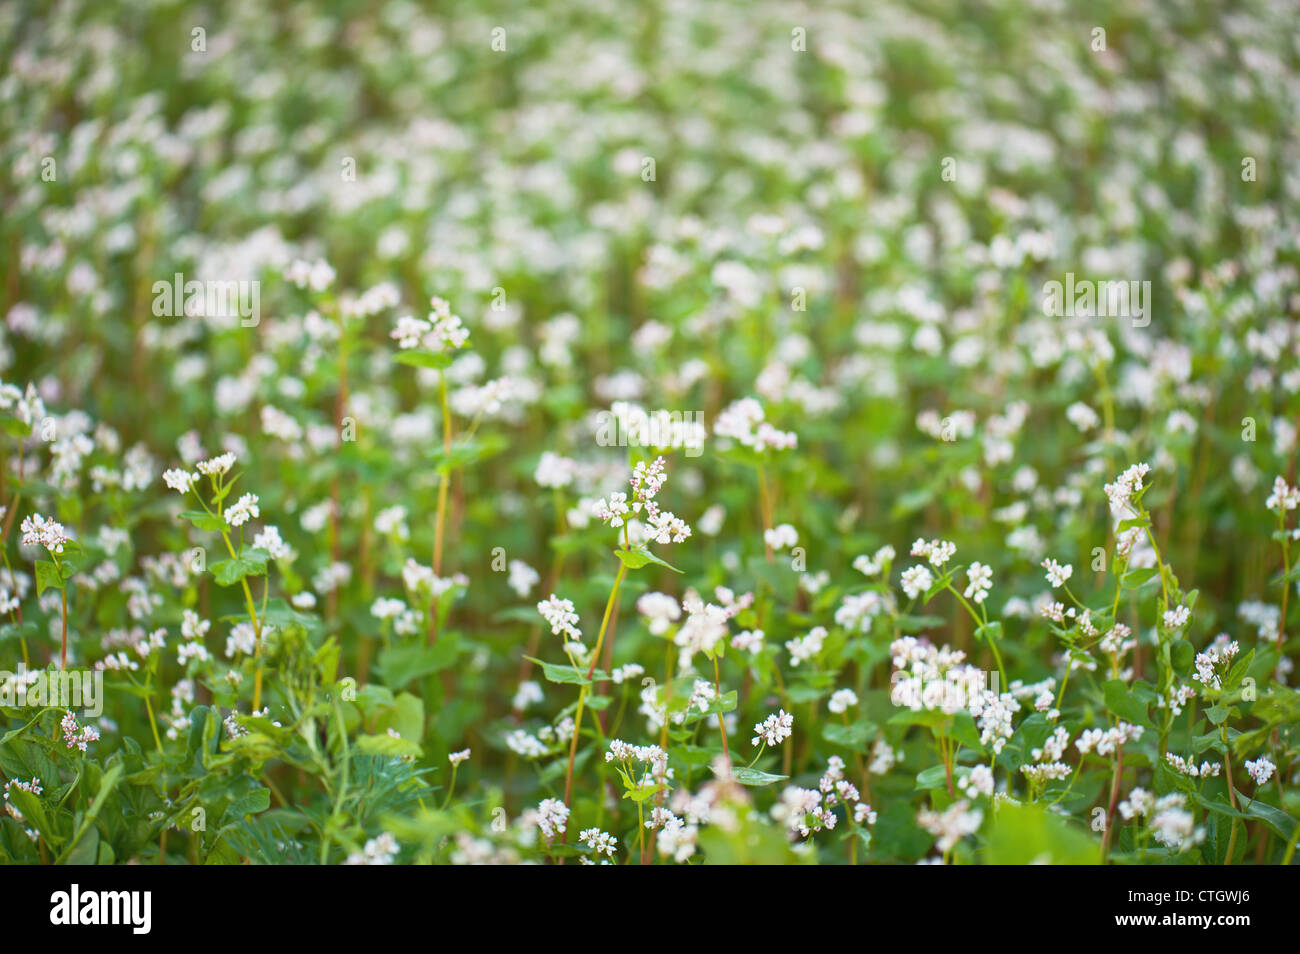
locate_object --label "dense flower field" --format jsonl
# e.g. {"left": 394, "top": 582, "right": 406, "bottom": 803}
{"left": 1, "top": 0, "right": 1299, "bottom": 866}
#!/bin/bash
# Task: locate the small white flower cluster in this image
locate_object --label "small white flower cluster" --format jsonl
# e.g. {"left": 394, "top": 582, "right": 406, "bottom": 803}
{"left": 785, "top": 626, "right": 826, "bottom": 666}
{"left": 963, "top": 764, "right": 995, "bottom": 799}
{"left": 536, "top": 594, "right": 581, "bottom": 641}
{"left": 60, "top": 710, "right": 100, "bottom": 752}
{"left": 713, "top": 397, "right": 797, "bottom": 452}
{"left": 1076, "top": 722, "right": 1143, "bottom": 757}
{"left": 162, "top": 468, "right": 198, "bottom": 493}
{"left": 1158, "top": 683, "right": 1198, "bottom": 717}
{"left": 507, "top": 559, "right": 539, "bottom": 598}
{"left": 828, "top": 688, "right": 858, "bottom": 714}
{"left": 1118, "top": 787, "right": 1155, "bottom": 820}
{"left": 1165, "top": 752, "right": 1221, "bottom": 778}
{"left": 449, "top": 748, "right": 471, "bottom": 767}
{"left": 283, "top": 258, "right": 335, "bottom": 292}
{"left": 1104, "top": 462, "right": 1152, "bottom": 513}
{"left": 534, "top": 451, "right": 576, "bottom": 489}
{"left": 225, "top": 492, "right": 260, "bottom": 528}
{"left": 1040, "top": 558, "right": 1073, "bottom": 588}
{"left": 673, "top": 589, "right": 747, "bottom": 662}
{"left": 343, "top": 832, "right": 399, "bottom": 865}
{"left": 773, "top": 785, "right": 835, "bottom": 838}
{"left": 636, "top": 591, "right": 681, "bottom": 634}
{"left": 916, "top": 799, "right": 983, "bottom": 854}
{"left": 1149, "top": 794, "right": 1205, "bottom": 852}
{"left": 892, "top": 636, "right": 1022, "bottom": 753}
{"left": 964, "top": 561, "right": 993, "bottom": 603}
{"left": 764, "top": 523, "right": 798, "bottom": 550}
{"left": 835, "top": 590, "right": 889, "bottom": 631}
{"left": 1265, "top": 475, "right": 1300, "bottom": 513}
{"left": 685, "top": 679, "right": 716, "bottom": 715}
{"left": 731, "top": 628, "right": 764, "bottom": 654}
{"left": 605, "top": 739, "right": 669, "bottom": 781}
{"left": 196, "top": 452, "right": 237, "bottom": 477}
{"left": 579, "top": 827, "right": 617, "bottom": 859}
{"left": 1192, "top": 637, "right": 1240, "bottom": 691}
{"left": 389, "top": 296, "right": 469, "bottom": 352}
{"left": 504, "top": 728, "right": 549, "bottom": 759}
{"left": 1161, "top": 604, "right": 1190, "bottom": 631}
{"left": 593, "top": 457, "right": 691, "bottom": 544}
{"left": 910, "top": 538, "right": 956, "bottom": 568}
{"left": 1022, "top": 726, "right": 1073, "bottom": 785}
{"left": 751, "top": 709, "right": 794, "bottom": 747}
{"left": 1245, "top": 755, "right": 1276, "bottom": 785}
{"left": 4, "top": 777, "right": 42, "bottom": 825}
{"left": 20, "top": 514, "right": 70, "bottom": 554}
{"left": 852, "top": 545, "right": 895, "bottom": 577}
{"left": 900, "top": 564, "right": 933, "bottom": 600}
{"left": 253, "top": 526, "right": 291, "bottom": 561}
{"left": 1099, "top": 623, "right": 1136, "bottom": 660}
{"left": 534, "top": 797, "right": 570, "bottom": 843}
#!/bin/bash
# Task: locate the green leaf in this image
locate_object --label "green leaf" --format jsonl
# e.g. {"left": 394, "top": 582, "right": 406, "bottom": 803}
{"left": 1193, "top": 793, "right": 1298, "bottom": 841}
{"left": 211, "top": 551, "right": 268, "bottom": 587}
{"left": 35, "top": 560, "right": 62, "bottom": 596}
{"left": 375, "top": 637, "right": 462, "bottom": 687}
{"left": 726, "top": 766, "right": 788, "bottom": 786}
{"left": 524, "top": 656, "right": 609, "bottom": 686}
{"left": 179, "top": 510, "right": 227, "bottom": 532}
{"left": 393, "top": 349, "right": 452, "bottom": 370}
{"left": 915, "top": 764, "right": 951, "bottom": 791}
{"left": 823, "top": 720, "right": 875, "bottom": 747}
{"left": 985, "top": 800, "right": 1099, "bottom": 864}
{"left": 612, "top": 546, "right": 682, "bottom": 573}
{"left": 1121, "top": 567, "right": 1159, "bottom": 589}
{"left": 222, "top": 786, "right": 272, "bottom": 824}
{"left": 1103, "top": 679, "right": 1152, "bottom": 727}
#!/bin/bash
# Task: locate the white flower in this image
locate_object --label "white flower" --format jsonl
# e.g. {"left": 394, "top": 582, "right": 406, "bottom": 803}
{"left": 1041, "top": 558, "right": 1073, "bottom": 588}
{"left": 964, "top": 562, "right": 993, "bottom": 604}
{"left": 253, "top": 525, "right": 292, "bottom": 560}
{"left": 916, "top": 799, "right": 982, "bottom": 853}
{"left": 1103, "top": 462, "right": 1151, "bottom": 513}
{"left": 391, "top": 314, "right": 431, "bottom": 349}
{"left": 343, "top": 833, "right": 398, "bottom": 866}
{"left": 764, "top": 524, "right": 798, "bottom": 550}
{"left": 714, "top": 397, "right": 797, "bottom": 451}
{"left": 752, "top": 709, "right": 794, "bottom": 747}
{"left": 828, "top": 688, "right": 858, "bottom": 714}
{"left": 449, "top": 748, "right": 471, "bottom": 767}
{"left": 162, "top": 468, "right": 198, "bottom": 493}
{"left": 20, "top": 514, "right": 70, "bottom": 554}
{"left": 537, "top": 594, "right": 581, "bottom": 640}
{"left": 535, "top": 798, "right": 570, "bottom": 843}
{"left": 507, "top": 560, "right": 539, "bottom": 598}
{"left": 1266, "top": 476, "right": 1300, "bottom": 513}
{"left": 785, "top": 626, "right": 826, "bottom": 666}
{"left": 1165, "top": 753, "right": 1221, "bottom": 778}
{"left": 900, "top": 565, "right": 933, "bottom": 599}
{"left": 579, "top": 827, "right": 617, "bottom": 857}
{"left": 225, "top": 493, "right": 260, "bottom": 528}
{"left": 196, "top": 452, "right": 237, "bottom": 477}
{"left": 1066, "top": 402, "right": 1099, "bottom": 431}
{"left": 911, "top": 538, "right": 956, "bottom": 567}
{"left": 637, "top": 592, "right": 681, "bottom": 635}
{"left": 963, "top": 764, "right": 994, "bottom": 799}
{"left": 1245, "top": 756, "right": 1276, "bottom": 786}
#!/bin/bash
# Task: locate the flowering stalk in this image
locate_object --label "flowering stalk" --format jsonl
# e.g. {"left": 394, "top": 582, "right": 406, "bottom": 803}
{"left": 431, "top": 368, "right": 452, "bottom": 641}
{"left": 563, "top": 560, "right": 628, "bottom": 812}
